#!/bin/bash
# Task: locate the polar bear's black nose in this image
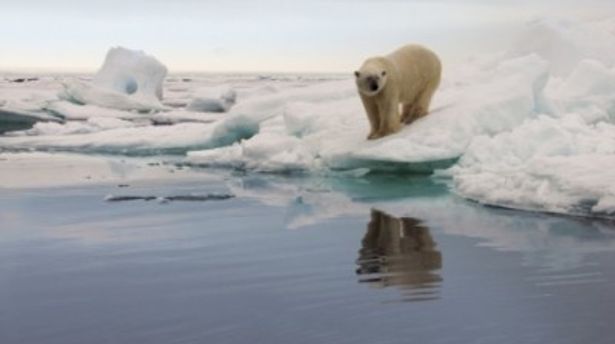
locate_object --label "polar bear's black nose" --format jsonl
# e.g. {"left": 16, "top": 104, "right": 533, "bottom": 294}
{"left": 369, "top": 81, "right": 378, "bottom": 92}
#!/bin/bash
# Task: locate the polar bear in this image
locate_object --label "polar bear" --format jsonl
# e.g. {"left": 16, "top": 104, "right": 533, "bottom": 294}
{"left": 354, "top": 44, "right": 441, "bottom": 140}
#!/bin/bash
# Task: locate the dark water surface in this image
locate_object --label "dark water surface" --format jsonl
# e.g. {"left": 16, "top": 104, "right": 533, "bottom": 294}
{"left": 2, "top": 174, "right": 615, "bottom": 344}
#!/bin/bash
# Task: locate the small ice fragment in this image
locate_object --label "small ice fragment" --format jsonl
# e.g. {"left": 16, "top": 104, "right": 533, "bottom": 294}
{"left": 187, "top": 90, "right": 237, "bottom": 113}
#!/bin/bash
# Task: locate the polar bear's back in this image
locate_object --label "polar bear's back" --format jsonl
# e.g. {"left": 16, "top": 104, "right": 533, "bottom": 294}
{"left": 387, "top": 44, "right": 441, "bottom": 99}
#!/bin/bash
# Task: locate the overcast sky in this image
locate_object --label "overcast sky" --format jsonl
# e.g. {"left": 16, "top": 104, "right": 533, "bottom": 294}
{"left": 1, "top": 0, "right": 614, "bottom": 73}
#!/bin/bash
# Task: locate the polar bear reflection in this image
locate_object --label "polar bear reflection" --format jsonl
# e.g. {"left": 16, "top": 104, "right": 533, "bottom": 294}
{"left": 356, "top": 210, "right": 442, "bottom": 301}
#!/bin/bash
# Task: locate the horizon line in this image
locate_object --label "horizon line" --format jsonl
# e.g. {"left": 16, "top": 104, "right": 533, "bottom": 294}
{"left": 0, "top": 67, "right": 353, "bottom": 76}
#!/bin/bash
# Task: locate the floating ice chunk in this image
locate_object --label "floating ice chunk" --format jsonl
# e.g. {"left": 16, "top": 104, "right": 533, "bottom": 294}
{"left": 187, "top": 89, "right": 237, "bottom": 113}
{"left": 450, "top": 114, "right": 615, "bottom": 218}
{"left": 59, "top": 47, "right": 168, "bottom": 111}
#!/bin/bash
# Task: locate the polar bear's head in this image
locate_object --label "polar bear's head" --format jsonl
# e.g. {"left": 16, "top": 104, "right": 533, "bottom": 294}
{"left": 354, "top": 62, "right": 388, "bottom": 96}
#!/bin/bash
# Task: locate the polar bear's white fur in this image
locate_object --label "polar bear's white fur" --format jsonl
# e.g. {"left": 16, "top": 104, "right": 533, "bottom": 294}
{"left": 355, "top": 44, "right": 441, "bottom": 140}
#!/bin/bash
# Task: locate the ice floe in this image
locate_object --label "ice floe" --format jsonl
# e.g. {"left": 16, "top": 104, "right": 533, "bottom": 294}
{"left": 186, "top": 54, "right": 549, "bottom": 172}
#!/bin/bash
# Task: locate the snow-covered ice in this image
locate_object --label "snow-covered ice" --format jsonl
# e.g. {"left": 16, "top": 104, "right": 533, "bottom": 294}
{"left": 445, "top": 18, "right": 615, "bottom": 218}
{"left": 449, "top": 114, "right": 615, "bottom": 218}
{"left": 186, "top": 54, "right": 549, "bottom": 172}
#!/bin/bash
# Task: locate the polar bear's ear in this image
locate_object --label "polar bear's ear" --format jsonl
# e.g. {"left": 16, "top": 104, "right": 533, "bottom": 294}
{"left": 381, "top": 71, "right": 387, "bottom": 76}
{"left": 354, "top": 71, "right": 360, "bottom": 78}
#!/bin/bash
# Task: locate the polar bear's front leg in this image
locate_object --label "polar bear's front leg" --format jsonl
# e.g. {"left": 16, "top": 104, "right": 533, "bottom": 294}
{"left": 377, "top": 97, "right": 401, "bottom": 137}
{"left": 360, "top": 94, "right": 380, "bottom": 140}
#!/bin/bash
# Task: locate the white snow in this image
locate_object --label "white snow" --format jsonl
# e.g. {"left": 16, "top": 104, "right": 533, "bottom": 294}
{"left": 59, "top": 47, "right": 168, "bottom": 111}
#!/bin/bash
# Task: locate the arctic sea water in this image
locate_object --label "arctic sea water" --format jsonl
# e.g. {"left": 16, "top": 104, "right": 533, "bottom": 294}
{"left": 1, "top": 158, "right": 615, "bottom": 344}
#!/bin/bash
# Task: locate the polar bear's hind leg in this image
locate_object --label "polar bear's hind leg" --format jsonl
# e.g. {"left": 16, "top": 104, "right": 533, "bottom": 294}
{"left": 416, "top": 86, "right": 437, "bottom": 118}
{"left": 401, "top": 103, "right": 417, "bottom": 124}
{"left": 402, "top": 86, "right": 436, "bottom": 124}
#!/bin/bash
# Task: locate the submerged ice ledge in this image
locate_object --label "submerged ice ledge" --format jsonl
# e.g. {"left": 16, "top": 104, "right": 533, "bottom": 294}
{"left": 104, "top": 193, "right": 234, "bottom": 203}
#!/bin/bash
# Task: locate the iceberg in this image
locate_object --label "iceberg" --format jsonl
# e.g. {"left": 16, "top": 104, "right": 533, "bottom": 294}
{"left": 59, "top": 47, "right": 168, "bottom": 111}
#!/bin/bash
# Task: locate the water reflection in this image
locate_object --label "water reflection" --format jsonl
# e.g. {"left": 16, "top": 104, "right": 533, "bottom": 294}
{"left": 222, "top": 173, "right": 615, "bottom": 271}
{"left": 356, "top": 209, "right": 442, "bottom": 302}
